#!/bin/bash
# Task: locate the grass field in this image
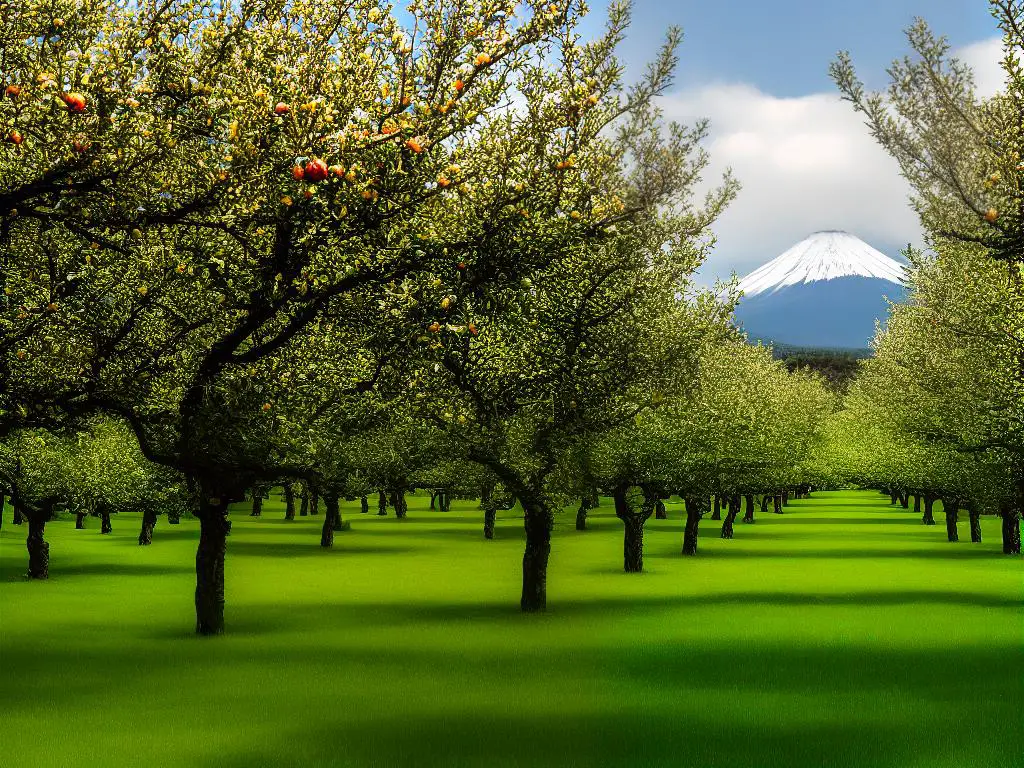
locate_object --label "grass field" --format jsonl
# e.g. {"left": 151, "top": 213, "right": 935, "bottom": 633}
{"left": 1, "top": 490, "right": 1021, "bottom": 767}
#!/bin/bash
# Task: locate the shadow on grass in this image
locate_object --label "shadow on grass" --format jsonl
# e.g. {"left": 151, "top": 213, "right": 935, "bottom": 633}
{"left": 225, "top": 540, "right": 419, "bottom": 558}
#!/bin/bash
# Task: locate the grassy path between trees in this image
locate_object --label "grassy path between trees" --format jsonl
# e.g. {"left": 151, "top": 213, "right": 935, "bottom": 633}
{"left": 1, "top": 490, "right": 1021, "bottom": 767}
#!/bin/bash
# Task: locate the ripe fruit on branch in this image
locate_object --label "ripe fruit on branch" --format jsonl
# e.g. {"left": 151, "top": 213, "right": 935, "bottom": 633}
{"left": 274, "top": 102, "right": 290, "bottom": 115}
{"left": 4, "top": 84, "right": 20, "bottom": 98}
{"left": 304, "top": 157, "right": 328, "bottom": 182}
{"left": 437, "top": 175, "right": 451, "bottom": 188}
{"left": 6, "top": 130, "right": 23, "bottom": 145}
{"left": 262, "top": 402, "right": 272, "bottom": 411}
{"left": 428, "top": 321, "right": 441, "bottom": 333}
{"left": 985, "top": 208, "right": 999, "bottom": 223}
{"left": 62, "top": 92, "right": 87, "bottom": 113}
{"left": 474, "top": 53, "right": 492, "bottom": 67}
{"left": 441, "top": 296, "right": 453, "bottom": 310}
{"left": 468, "top": 323, "right": 478, "bottom": 337}
{"left": 456, "top": 262, "right": 467, "bottom": 271}
{"left": 291, "top": 165, "right": 305, "bottom": 180}
{"left": 72, "top": 139, "right": 89, "bottom": 153}
{"left": 405, "top": 138, "right": 424, "bottom": 153}
{"left": 454, "top": 79, "right": 465, "bottom": 92}
{"left": 328, "top": 164, "right": 344, "bottom": 177}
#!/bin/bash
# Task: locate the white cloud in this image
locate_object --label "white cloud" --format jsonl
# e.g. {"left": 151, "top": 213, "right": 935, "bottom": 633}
{"left": 665, "top": 37, "right": 1004, "bottom": 285}
{"left": 957, "top": 36, "right": 1004, "bottom": 97}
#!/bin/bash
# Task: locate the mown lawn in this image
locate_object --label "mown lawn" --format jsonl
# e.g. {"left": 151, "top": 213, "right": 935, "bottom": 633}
{"left": 1, "top": 490, "right": 1021, "bottom": 767}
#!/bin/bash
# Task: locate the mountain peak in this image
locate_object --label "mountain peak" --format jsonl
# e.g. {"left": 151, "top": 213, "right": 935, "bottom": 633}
{"left": 738, "top": 231, "right": 906, "bottom": 297}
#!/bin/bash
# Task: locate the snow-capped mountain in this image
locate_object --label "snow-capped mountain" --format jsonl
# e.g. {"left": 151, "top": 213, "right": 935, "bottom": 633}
{"left": 733, "top": 231, "right": 908, "bottom": 349}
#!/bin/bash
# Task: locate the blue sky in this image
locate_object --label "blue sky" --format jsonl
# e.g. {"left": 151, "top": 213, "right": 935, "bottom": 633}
{"left": 580, "top": 1, "right": 1003, "bottom": 283}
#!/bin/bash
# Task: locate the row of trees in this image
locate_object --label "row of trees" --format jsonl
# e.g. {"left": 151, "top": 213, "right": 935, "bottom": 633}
{"left": 825, "top": 1, "right": 1024, "bottom": 553}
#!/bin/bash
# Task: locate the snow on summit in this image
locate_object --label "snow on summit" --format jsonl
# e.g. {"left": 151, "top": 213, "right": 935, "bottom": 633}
{"left": 737, "top": 231, "right": 907, "bottom": 297}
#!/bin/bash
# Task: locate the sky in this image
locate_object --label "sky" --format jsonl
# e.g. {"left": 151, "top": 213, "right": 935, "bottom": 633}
{"left": 582, "top": 1, "right": 1004, "bottom": 284}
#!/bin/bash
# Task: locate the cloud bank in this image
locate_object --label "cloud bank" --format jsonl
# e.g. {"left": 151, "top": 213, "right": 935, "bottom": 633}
{"left": 669, "top": 37, "right": 1003, "bottom": 285}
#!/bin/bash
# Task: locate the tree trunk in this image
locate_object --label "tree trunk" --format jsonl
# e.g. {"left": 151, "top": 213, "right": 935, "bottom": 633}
{"left": 899, "top": 491, "right": 909, "bottom": 509}
{"left": 26, "top": 512, "right": 49, "bottom": 579}
{"left": 100, "top": 510, "right": 112, "bottom": 534}
{"left": 889, "top": 489, "right": 897, "bottom": 505}
{"left": 622, "top": 514, "right": 646, "bottom": 572}
{"left": 440, "top": 492, "right": 451, "bottom": 512}
{"left": 743, "top": 494, "right": 755, "bottom": 523}
{"left": 360, "top": 496, "right": 369, "bottom": 514}
{"left": 138, "top": 509, "right": 158, "bottom": 545}
{"left": 391, "top": 489, "right": 407, "bottom": 519}
{"left": 681, "top": 496, "right": 705, "bottom": 556}
{"left": 430, "top": 491, "right": 437, "bottom": 510}
{"left": 310, "top": 489, "right": 319, "bottom": 516}
{"left": 711, "top": 495, "right": 721, "bottom": 520}
{"left": 520, "top": 499, "right": 553, "bottom": 612}
{"left": 13, "top": 502, "right": 25, "bottom": 525}
{"left": 968, "top": 505, "right": 982, "bottom": 543}
{"left": 1000, "top": 506, "right": 1021, "bottom": 555}
{"left": 75, "top": 511, "right": 87, "bottom": 529}
{"left": 773, "top": 494, "right": 783, "bottom": 514}
{"left": 168, "top": 509, "right": 181, "bottom": 524}
{"left": 913, "top": 494, "right": 921, "bottom": 514}
{"left": 284, "top": 486, "right": 296, "bottom": 520}
{"left": 250, "top": 493, "right": 263, "bottom": 517}
{"left": 320, "top": 493, "right": 340, "bottom": 548}
{"left": 484, "top": 508, "right": 496, "bottom": 539}
{"left": 377, "top": 489, "right": 387, "bottom": 516}
{"left": 782, "top": 490, "right": 789, "bottom": 506}
{"left": 720, "top": 505, "right": 739, "bottom": 539}
{"left": 923, "top": 494, "right": 936, "bottom": 525}
{"left": 299, "top": 485, "right": 309, "bottom": 516}
{"left": 575, "top": 497, "right": 589, "bottom": 531}
{"left": 194, "top": 496, "right": 230, "bottom": 636}
{"left": 655, "top": 499, "right": 667, "bottom": 519}
{"left": 760, "top": 494, "right": 770, "bottom": 513}
{"left": 944, "top": 499, "right": 959, "bottom": 542}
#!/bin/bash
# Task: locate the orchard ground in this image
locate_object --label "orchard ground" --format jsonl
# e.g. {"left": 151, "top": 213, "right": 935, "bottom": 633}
{"left": 1, "top": 490, "right": 1021, "bottom": 768}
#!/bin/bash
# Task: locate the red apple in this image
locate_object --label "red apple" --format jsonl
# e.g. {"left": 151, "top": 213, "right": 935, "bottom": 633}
{"left": 7, "top": 130, "right": 23, "bottom": 145}
{"left": 304, "top": 157, "right": 328, "bottom": 182}
{"left": 291, "top": 165, "right": 305, "bottom": 180}
{"left": 456, "top": 261, "right": 467, "bottom": 271}
{"left": 62, "top": 92, "right": 87, "bottom": 113}
{"left": 274, "top": 102, "right": 290, "bottom": 115}
{"left": 4, "top": 84, "right": 21, "bottom": 98}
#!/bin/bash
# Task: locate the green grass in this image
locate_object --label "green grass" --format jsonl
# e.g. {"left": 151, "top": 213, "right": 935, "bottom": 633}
{"left": 1, "top": 490, "right": 1021, "bottom": 767}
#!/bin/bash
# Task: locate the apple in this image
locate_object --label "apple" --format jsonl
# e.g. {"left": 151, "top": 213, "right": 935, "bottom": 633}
{"left": 428, "top": 321, "right": 441, "bottom": 333}
{"left": 405, "top": 138, "right": 424, "bottom": 153}
{"left": 274, "top": 102, "right": 290, "bottom": 115}
{"left": 328, "top": 164, "right": 343, "bottom": 177}
{"left": 291, "top": 165, "right": 305, "bottom": 180}
{"left": 474, "top": 53, "right": 492, "bottom": 67}
{"left": 304, "top": 157, "right": 328, "bottom": 182}
{"left": 437, "top": 175, "right": 451, "bottom": 188}
{"left": 456, "top": 261, "right": 467, "bottom": 271}
{"left": 4, "top": 84, "right": 20, "bottom": 98}
{"left": 454, "top": 79, "right": 465, "bottom": 92}
{"left": 985, "top": 208, "right": 999, "bottom": 223}
{"left": 62, "top": 92, "right": 87, "bottom": 113}
{"left": 72, "top": 139, "right": 89, "bottom": 153}
{"left": 468, "top": 323, "right": 478, "bottom": 336}
{"left": 7, "top": 130, "right": 23, "bottom": 145}
{"left": 262, "top": 402, "right": 273, "bottom": 411}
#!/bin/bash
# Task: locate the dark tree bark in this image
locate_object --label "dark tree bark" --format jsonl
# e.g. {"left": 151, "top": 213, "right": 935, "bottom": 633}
{"left": 782, "top": 490, "right": 789, "bottom": 506}
{"left": 711, "top": 495, "right": 721, "bottom": 520}
{"left": 681, "top": 496, "right": 705, "bottom": 556}
{"left": 430, "top": 491, "right": 438, "bottom": 510}
{"left": 967, "top": 504, "right": 982, "bottom": 543}
{"left": 923, "top": 493, "right": 936, "bottom": 525}
{"left": 520, "top": 498, "right": 553, "bottom": 612}
{"left": 194, "top": 496, "right": 231, "bottom": 635}
{"left": 913, "top": 494, "right": 921, "bottom": 514}
{"left": 773, "top": 494, "right": 783, "bottom": 514}
{"left": 720, "top": 502, "right": 739, "bottom": 539}
{"left": 299, "top": 485, "right": 309, "bottom": 516}
{"left": 167, "top": 508, "right": 181, "bottom": 524}
{"left": 360, "top": 496, "right": 369, "bottom": 514}
{"left": 899, "top": 491, "right": 909, "bottom": 509}
{"left": 100, "top": 510, "right": 112, "bottom": 534}
{"left": 484, "top": 508, "right": 496, "bottom": 539}
{"left": 760, "top": 494, "right": 770, "bottom": 513}
{"left": 655, "top": 499, "right": 667, "bottom": 519}
{"left": 889, "top": 489, "right": 898, "bottom": 505}
{"left": 250, "top": 489, "right": 263, "bottom": 517}
{"left": 75, "top": 511, "right": 87, "bottom": 529}
{"left": 391, "top": 489, "right": 407, "bottom": 519}
{"left": 614, "top": 486, "right": 655, "bottom": 573}
{"left": 742, "top": 494, "right": 755, "bottom": 523}
{"left": 440, "top": 492, "right": 451, "bottom": 512}
{"left": 13, "top": 501, "right": 25, "bottom": 525}
{"left": 26, "top": 512, "right": 49, "bottom": 579}
{"left": 310, "top": 489, "right": 319, "bottom": 516}
{"left": 944, "top": 499, "right": 959, "bottom": 542}
{"left": 320, "top": 493, "right": 340, "bottom": 548}
{"left": 575, "top": 496, "right": 590, "bottom": 531}
{"left": 1000, "top": 505, "right": 1021, "bottom": 554}
{"left": 138, "top": 509, "right": 158, "bottom": 545}
{"left": 377, "top": 489, "right": 387, "bottom": 516}
{"left": 284, "top": 485, "right": 296, "bottom": 520}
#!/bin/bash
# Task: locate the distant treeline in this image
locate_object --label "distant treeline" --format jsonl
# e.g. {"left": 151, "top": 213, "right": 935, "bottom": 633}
{"left": 767, "top": 344, "right": 871, "bottom": 391}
